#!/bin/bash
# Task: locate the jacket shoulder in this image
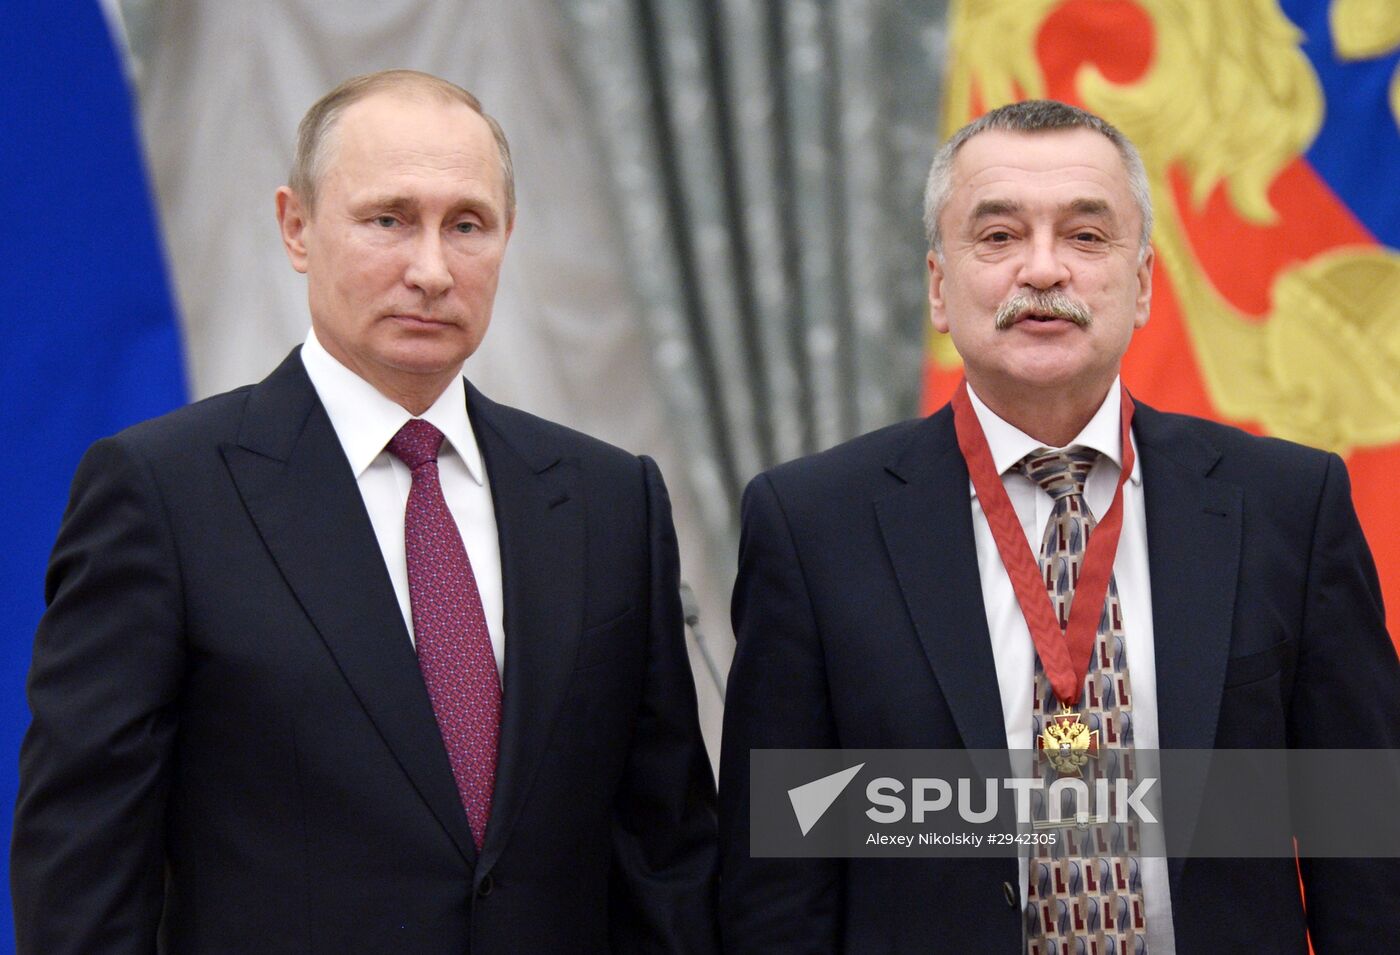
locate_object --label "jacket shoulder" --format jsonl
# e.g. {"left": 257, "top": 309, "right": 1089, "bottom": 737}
{"left": 751, "top": 416, "right": 933, "bottom": 506}
{"left": 1135, "top": 405, "right": 1334, "bottom": 475}
{"left": 102, "top": 385, "right": 254, "bottom": 458}
{"left": 1133, "top": 404, "right": 1345, "bottom": 525}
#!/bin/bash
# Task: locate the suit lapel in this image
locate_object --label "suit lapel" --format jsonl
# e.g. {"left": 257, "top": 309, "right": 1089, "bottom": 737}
{"left": 875, "top": 408, "right": 1009, "bottom": 749}
{"left": 466, "top": 385, "right": 585, "bottom": 875}
{"left": 1133, "top": 404, "right": 1243, "bottom": 889}
{"left": 1136, "top": 405, "right": 1242, "bottom": 750}
{"left": 221, "top": 351, "right": 478, "bottom": 866}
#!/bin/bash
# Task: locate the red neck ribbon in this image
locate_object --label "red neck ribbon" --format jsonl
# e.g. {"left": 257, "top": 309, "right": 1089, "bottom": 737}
{"left": 950, "top": 381, "right": 1136, "bottom": 707}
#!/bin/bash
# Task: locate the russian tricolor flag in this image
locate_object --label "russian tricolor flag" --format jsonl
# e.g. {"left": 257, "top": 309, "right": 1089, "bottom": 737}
{"left": 1, "top": 4, "right": 186, "bottom": 943}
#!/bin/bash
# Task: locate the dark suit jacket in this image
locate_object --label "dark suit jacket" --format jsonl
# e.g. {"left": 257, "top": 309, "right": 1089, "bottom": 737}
{"left": 719, "top": 401, "right": 1400, "bottom": 954}
{"left": 12, "top": 350, "right": 720, "bottom": 954}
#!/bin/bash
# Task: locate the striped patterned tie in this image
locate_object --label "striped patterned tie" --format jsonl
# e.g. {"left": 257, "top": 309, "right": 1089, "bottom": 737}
{"left": 1020, "top": 447, "right": 1148, "bottom": 955}
{"left": 388, "top": 418, "right": 500, "bottom": 850}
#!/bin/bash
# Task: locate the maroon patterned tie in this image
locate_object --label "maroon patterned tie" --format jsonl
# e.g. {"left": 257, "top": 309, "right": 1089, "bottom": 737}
{"left": 1020, "top": 447, "right": 1147, "bottom": 954}
{"left": 387, "top": 419, "right": 500, "bottom": 850}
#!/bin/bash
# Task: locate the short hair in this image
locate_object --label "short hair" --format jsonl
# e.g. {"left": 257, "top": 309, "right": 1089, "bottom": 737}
{"left": 923, "top": 100, "right": 1152, "bottom": 260}
{"left": 289, "top": 69, "right": 515, "bottom": 217}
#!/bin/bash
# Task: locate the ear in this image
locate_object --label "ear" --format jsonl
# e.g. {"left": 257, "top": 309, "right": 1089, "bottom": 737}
{"left": 275, "top": 186, "right": 311, "bottom": 274}
{"left": 1133, "top": 245, "right": 1154, "bottom": 329}
{"left": 927, "top": 250, "right": 950, "bottom": 333}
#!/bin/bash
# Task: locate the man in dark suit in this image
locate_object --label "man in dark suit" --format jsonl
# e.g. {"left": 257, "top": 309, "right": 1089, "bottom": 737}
{"left": 12, "top": 70, "right": 719, "bottom": 954}
{"left": 719, "top": 100, "right": 1400, "bottom": 953}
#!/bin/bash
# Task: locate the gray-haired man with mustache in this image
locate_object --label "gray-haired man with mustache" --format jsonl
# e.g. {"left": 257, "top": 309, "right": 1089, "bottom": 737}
{"left": 717, "top": 100, "right": 1399, "bottom": 953}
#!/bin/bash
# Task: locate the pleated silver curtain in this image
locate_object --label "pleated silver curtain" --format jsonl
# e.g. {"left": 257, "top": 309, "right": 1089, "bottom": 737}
{"left": 563, "top": 0, "right": 951, "bottom": 636}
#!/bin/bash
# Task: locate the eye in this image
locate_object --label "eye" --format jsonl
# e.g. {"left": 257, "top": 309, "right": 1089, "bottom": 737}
{"left": 373, "top": 215, "right": 399, "bottom": 228}
{"left": 1073, "top": 231, "right": 1103, "bottom": 243}
{"left": 454, "top": 220, "right": 479, "bottom": 234}
{"left": 984, "top": 230, "right": 1013, "bottom": 244}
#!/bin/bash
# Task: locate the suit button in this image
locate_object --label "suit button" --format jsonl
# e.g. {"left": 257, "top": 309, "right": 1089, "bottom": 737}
{"left": 476, "top": 874, "right": 494, "bottom": 898}
{"left": 1002, "top": 881, "right": 1018, "bottom": 908}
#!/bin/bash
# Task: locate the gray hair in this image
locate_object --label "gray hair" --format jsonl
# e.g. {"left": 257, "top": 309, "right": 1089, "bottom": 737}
{"left": 923, "top": 100, "right": 1152, "bottom": 260}
{"left": 289, "top": 69, "right": 515, "bottom": 217}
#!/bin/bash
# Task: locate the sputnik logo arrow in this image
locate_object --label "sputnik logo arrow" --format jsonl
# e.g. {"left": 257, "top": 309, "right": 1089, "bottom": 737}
{"left": 787, "top": 763, "right": 865, "bottom": 836}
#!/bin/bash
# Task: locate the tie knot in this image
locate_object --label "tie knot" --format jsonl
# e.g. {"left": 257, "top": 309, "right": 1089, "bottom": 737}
{"left": 386, "top": 419, "right": 445, "bottom": 471}
{"left": 1018, "top": 446, "right": 1098, "bottom": 501}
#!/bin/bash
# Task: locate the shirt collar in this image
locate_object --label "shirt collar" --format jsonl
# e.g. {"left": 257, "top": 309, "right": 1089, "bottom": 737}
{"left": 299, "top": 328, "right": 484, "bottom": 484}
{"left": 966, "top": 377, "right": 1140, "bottom": 486}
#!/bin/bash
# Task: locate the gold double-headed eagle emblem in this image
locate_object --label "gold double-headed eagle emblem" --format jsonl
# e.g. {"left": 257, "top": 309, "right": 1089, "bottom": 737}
{"left": 1038, "top": 711, "right": 1100, "bottom": 776}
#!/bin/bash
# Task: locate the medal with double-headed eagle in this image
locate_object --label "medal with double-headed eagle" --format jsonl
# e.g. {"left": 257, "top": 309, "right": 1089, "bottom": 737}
{"left": 1038, "top": 708, "right": 1100, "bottom": 776}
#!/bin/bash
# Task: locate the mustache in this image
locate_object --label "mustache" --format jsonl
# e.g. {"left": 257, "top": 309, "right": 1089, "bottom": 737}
{"left": 994, "top": 290, "right": 1092, "bottom": 330}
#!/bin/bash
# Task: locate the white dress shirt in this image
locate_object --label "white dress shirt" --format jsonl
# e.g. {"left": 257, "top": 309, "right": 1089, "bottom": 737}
{"left": 300, "top": 329, "right": 505, "bottom": 676}
{"left": 965, "top": 378, "right": 1175, "bottom": 953}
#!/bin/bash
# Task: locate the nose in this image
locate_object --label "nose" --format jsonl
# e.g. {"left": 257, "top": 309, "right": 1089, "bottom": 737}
{"left": 404, "top": 230, "right": 454, "bottom": 297}
{"left": 1017, "top": 234, "right": 1071, "bottom": 290}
